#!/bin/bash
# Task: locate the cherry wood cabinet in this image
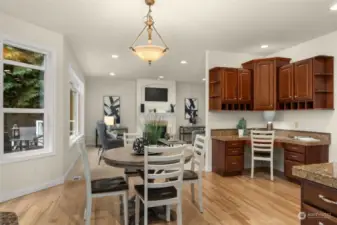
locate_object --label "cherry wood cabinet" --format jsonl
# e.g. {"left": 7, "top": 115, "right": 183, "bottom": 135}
{"left": 294, "top": 59, "right": 313, "bottom": 100}
{"left": 223, "top": 68, "right": 238, "bottom": 102}
{"left": 278, "top": 64, "right": 294, "bottom": 101}
{"left": 242, "top": 57, "right": 291, "bottom": 110}
{"left": 238, "top": 69, "right": 252, "bottom": 102}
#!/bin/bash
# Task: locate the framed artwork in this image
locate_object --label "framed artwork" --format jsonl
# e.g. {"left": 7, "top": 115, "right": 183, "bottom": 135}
{"left": 103, "top": 96, "right": 120, "bottom": 124}
{"left": 185, "top": 98, "right": 198, "bottom": 119}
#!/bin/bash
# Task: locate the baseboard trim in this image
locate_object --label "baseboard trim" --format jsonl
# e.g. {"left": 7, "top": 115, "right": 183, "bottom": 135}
{"left": 63, "top": 152, "right": 81, "bottom": 181}
{"left": 0, "top": 177, "right": 64, "bottom": 203}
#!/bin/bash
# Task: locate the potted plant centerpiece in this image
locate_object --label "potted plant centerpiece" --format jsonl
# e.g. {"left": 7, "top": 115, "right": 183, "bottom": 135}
{"left": 236, "top": 118, "right": 246, "bottom": 138}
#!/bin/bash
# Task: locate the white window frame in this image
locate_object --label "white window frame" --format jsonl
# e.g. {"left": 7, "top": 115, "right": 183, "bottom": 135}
{"left": 0, "top": 37, "right": 56, "bottom": 164}
{"left": 69, "top": 66, "right": 84, "bottom": 147}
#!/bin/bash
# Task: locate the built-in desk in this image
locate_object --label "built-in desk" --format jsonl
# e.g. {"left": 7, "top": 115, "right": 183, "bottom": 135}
{"left": 211, "top": 129, "right": 330, "bottom": 182}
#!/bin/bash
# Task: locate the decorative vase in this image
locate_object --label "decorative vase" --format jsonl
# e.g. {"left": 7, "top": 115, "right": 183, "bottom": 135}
{"left": 132, "top": 137, "right": 149, "bottom": 154}
{"left": 238, "top": 129, "right": 244, "bottom": 137}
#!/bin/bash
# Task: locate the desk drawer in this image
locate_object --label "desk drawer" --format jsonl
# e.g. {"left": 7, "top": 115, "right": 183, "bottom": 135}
{"left": 225, "top": 156, "right": 244, "bottom": 172}
{"left": 303, "top": 181, "right": 337, "bottom": 218}
{"left": 226, "top": 147, "right": 244, "bottom": 156}
{"left": 226, "top": 141, "right": 244, "bottom": 148}
{"left": 302, "top": 203, "right": 337, "bottom": 225}
{"left": 284, "top": 143, "right": 305, "bottom": 153}
{"left": 285, "top": 151, "right": 305, "bottom": 163}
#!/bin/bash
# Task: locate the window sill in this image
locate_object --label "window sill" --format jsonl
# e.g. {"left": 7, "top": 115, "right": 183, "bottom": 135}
{"left": 69, "top": 134, "right": 84, "bottom": 148}
{"left": 0, "top": 149, "right": 56, "bottom": 165}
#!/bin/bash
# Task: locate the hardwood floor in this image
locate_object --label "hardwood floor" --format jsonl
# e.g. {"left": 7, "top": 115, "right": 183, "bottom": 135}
{"left": 0, "top": 148, "right": 301, "bottom": 225}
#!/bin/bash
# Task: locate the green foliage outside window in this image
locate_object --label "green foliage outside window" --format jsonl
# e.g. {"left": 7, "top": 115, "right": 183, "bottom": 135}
{"left": 4, "top": 65, "right": 44, "bottom": 108}
{"left": 3, "top": 45, "right": 45, "bottom": 66}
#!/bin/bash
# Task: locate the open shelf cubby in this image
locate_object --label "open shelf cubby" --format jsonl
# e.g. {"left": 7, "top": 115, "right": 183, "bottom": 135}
{"left": 278, "top": 101, "right": 314, "bottom": 110}
{"left": 221, "top": 103, "right": 252, "bottom": 111}
{"left": 313, "top": 56, "right": 334, "bottom": 109}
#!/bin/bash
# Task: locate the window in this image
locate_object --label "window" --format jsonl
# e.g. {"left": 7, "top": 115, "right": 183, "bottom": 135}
{"left": 69, "top": 66, "right": 83, "bottom": 145}
{"left": 0, "top": 41, "right": 53, "bottom": 162}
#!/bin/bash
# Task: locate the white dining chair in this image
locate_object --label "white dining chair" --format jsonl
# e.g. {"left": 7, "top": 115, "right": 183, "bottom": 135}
{"left": 183, "top": 134, "right": 206, "bottom": 213}
{"left": 123, "top": 133, "right": 142, "bottom": 184}
{"left": 135, "top": 145, "right": 185, "bottom": 225}
{"left": 76, "top": 139, "right": 129, "bottom": 225}
{"left": 123, "top": 133, "right": 142, "bottom": 146}
{"left": 250, "top": 130, "right": 275, "bottom": 181}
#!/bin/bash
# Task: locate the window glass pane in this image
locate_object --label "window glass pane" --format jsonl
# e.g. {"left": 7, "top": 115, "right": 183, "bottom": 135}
{"left": 4, "top": 113, "right": 44, "bottom": 154}
{"left": 3, "top": 44, "right": 45, "bottom": 66}
{"left": 3, "top": 64, "right": 44, "bottom": 108}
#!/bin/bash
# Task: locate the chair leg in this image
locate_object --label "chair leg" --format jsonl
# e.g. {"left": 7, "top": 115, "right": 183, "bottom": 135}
{"left": 198, "top": 180, "right": 203, "bottom": 213}
{"left": 166, "top": 205, "right": 171, "bottom": 222}
{"left": 270, "top": 159, "right": 274, "bottom": 181}
{"left": 85, "top": 197, "right": 92, "bottom": 225}
{"left": 144, "top": 202, "right": 148, "bottom": 225}
{"left": 123, "top": 192, "right": 128, "bottom": 225}
{"left": 251, "top": 158, "right": 255, "bottom": 179}
{"left": 177, "top": 202, "right": 183, "bottom": 225}
{"left": 97, "top": 147, "right": 101, "bottom": 155}
{"left": 191, "top": 183, "right": 195, "bottom": 202}
{"left": 135, "top": 196, "right": 140, "bottom": 225}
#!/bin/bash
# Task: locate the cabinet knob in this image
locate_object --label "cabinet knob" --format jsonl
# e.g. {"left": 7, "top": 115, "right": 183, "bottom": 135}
{"left": 318, "top": 222, "right": 324, "bottom": 225}
{"left": 294, "top": 95, "right": 297, "bottom": 98}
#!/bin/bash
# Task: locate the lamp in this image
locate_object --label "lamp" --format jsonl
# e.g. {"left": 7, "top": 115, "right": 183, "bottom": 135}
{"left": 262, "top": 111, "right": 276, "bottom": 130}
{"left": 104, "top": 116, "right": 115, "bottom": 126}
{"left": 130, "top": 0, "right": 169, "bottom": 65}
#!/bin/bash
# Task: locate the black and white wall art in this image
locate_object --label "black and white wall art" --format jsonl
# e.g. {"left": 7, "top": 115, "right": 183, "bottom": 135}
{"left": 103, "top": 96, "right": 121, "bottom": 124}
{"left": 185, "top": 98, "right": 198, "bottom": 119}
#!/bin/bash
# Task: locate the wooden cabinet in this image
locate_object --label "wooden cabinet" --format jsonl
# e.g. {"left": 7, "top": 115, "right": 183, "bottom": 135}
{"left": 283, "top": 144, "right": 329, "bottom": 182}
{"left": 212, "top": 139, "right": 244, "bottom": 176}
{"left": 242, "top": 57, "right": 291, "bottom": 110}
{"left": 301, "top": 180, "right": 337, "bottom": 225}
{"left": 294, "top": 59, "right": 313, "bottom": 100}
{"left": 209, "top": 68, "right": 222, "bottom": 110}
{"left": 223, "top": 69, "right": 238, "bottom": 102}
{"left": 278, "top": 64, "right": 294, "bottom": 101}
{"left": 238, "top": 69, "right": 252, "bottom": 102}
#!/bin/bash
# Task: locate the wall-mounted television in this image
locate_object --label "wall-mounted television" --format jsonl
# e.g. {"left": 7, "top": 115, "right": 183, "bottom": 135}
{"left": 145, "top": 87, "right": 168, "bottom": 102}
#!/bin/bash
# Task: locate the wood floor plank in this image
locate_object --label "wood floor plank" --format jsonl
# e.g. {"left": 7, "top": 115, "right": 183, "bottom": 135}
{"left": 0, "top": 148, "right": 301, "bottom": 225}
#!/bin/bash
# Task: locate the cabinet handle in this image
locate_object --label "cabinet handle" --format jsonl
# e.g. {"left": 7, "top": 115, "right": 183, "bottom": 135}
{"left": 232, "top": 162, "right": 237, "bottom": 165}
{"left": 318, "top": 222, "right": 324, "bottom": 225}
{"left": 291, "top": 155, "right": 297, "bottom": 158}
{"left": 295, "top": 95, "right": 298, "bottom": 98}
{"left": 318, "top": 194, "right": 337, "bottom": 205}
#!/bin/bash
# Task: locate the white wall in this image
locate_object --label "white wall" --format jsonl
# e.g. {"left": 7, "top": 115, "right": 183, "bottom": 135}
{"left": 176, "top": 82, "right": 206, "bottom": 132}
{"left": 0, "top": 13, "right": 86, "bottom": 202}
{"left": 0, "top": 12, "right": 64, "bottom": 201}
{"left": 85, "top": 78, "right": 137, "bottom": 145}
{"left": 267, "top": 30, "right": 337, "bottom": 162}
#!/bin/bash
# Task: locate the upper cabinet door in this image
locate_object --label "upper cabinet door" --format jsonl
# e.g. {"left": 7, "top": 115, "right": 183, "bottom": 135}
{"left": 294, "top": 59, "right": 313, "bottom": 100}
{"left": 223, "top": 69, "right": 238, "bottom": 102}
{"left": 238, "top": 69, "right": 251, "bottom": 102}
{"left": 254, "top": 60, "right": 275, "bottom": 110}
{"left": 278, "top": 64, "right": 294, "bottom": 101}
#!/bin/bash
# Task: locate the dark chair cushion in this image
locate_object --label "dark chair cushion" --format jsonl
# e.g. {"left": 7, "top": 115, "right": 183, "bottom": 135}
{"left": 134, "top": 185, "right": 177, "bottom": 201}
{"left": 91, "top": 177, "right": 128, "bottom": 194}
{"left": 125, "top": 168, "right": 139, "bottom": 176}
{"left": 254, "top": 152, "right": 271, "bottom": 158}
{"left": 167, "top": 170, "right": 198, "bottom": 181}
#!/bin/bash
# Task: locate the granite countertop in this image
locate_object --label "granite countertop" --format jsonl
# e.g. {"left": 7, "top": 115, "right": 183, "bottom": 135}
{"left": 293, "top": 163, "right": 337, "bottom": 189}
{"left": 212, "top": 135, "right": 330, "bottom": 146}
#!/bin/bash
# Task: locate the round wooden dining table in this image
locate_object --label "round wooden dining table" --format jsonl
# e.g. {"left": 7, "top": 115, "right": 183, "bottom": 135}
{"left": 102, "top": 145, "right": 194, "bottom": 225}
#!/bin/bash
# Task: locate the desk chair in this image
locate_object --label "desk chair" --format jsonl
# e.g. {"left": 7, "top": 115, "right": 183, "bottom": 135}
{"left": 250, "top": 130, "right": 275, "bottom": 181}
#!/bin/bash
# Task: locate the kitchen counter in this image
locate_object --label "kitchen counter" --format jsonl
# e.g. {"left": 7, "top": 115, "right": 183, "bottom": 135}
{"left": 212, "top": 135, "right": 330, "bottom": 146}
{"left": 293, "top": 162, "right": 337, "bottom": 189}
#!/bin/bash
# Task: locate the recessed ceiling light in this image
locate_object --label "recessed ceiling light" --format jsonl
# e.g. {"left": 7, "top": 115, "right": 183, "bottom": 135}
{"left": 330, "top": 2, "right": 337, "bottom": 10}
{"left": 181, "top": 60, "right": 188, "bottom": 64}
{"left": 202, "top": 78, "right": 206, "bottom": 81}
{"left": 261, "top": 45, "right": 269, "bottom": 49}
{"left": 109, "top": 72, "right": 116, "bottom": 76}
{"left": 158, "top": 76, "right": 164, "bottom": 79}
{"left": 111, "top": 55, "right": 119, "bottom": 59}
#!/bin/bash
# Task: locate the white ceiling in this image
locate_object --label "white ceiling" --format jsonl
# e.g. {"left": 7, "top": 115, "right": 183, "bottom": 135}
{"left": 0, "top": 0, "right": 337, "bottom": 82}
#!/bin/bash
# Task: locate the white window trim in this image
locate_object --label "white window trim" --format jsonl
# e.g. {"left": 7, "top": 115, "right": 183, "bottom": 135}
{"left": 0, "top": 37, "right": 56, "bottom": 164}
{"left": 69, "top": 66, "right": 84, "bottom": 148}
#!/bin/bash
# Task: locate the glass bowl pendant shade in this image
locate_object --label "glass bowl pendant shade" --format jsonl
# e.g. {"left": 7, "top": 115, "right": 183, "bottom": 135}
{"left": 130, "top": 0, "right": 168, "bottom": 65}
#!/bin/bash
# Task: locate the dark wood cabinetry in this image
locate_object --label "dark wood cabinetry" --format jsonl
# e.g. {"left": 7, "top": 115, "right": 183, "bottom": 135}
{"left": 223, "top": 68, "right": 238, "bottom": 102}
{"left": 301, "top": 180, "right": 337, "bottom": 225}
{"left": 294, "top": 59, "right": 313, "bottom": 100}
{"left": 238, "top": 69, "right": 252, "bottom": 102}
{"left": 278, "top": 64, "right": 294, "bottom": 101}
{"left": 283, "top": 143, "right": 328, "bottom": 182}
{"left": 242, "top": 57, "right": 291, "bottom": 110}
